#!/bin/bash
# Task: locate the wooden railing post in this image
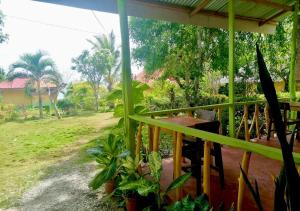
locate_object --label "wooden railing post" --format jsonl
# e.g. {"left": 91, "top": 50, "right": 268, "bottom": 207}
{"left": 255, "top": 104, "right": 260, "bottom": 138}
{"left": 203, "top": 140, "right": 211, "bottom": 200}
{"left": 136, "top": 123, "right": 143, "bottom": 174}
{"left": 237, "top": 105, "right": 252, "bottom": 211}
{"left": 135, "top": 123, "right": 143, "bottom": 160}
{"left": 174, "top": 132, "right": 183, "bottom": 200}
{"left": 153, "top": 126, "right": 161, "bottom": 152}
{"left": 217, "top": 108, "right": 223, "bottom": 135}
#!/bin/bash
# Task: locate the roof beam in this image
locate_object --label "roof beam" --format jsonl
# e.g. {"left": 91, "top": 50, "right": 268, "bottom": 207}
{"left": 190, "top": 0, "right": 212, "bottom": 16}
{"left": 34, "top": 0, "right": 277, "bottom": 34}
{"left": 240, "top": 0, "right": 294, "bottom": 12}
{"left": 259, "top": 9, "right": 286, "bottom": 26}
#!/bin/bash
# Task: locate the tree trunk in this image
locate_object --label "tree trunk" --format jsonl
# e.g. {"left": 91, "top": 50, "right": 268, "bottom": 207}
{"left": 53, "top": 98, "right": 61, "bottom": 119}
{"left": 37, "top": 80, "right": 43, "bottom": 118}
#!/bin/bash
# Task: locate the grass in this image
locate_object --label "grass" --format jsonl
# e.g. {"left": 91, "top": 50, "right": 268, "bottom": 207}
{"left": 0, "top": 112, "right": 117, "bottom": 208}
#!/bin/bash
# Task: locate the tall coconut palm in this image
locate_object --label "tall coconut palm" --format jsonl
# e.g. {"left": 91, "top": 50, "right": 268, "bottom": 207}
{"left": 88, "top": 31, "right": 120, "bottom": 91}
{"left": 8, "top": 50, "right": 57, "bottom": 118}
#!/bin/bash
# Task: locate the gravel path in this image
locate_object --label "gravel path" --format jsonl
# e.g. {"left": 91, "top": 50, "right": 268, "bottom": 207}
{"left": 3, "top": 159, "right": 120, "bottom": 211}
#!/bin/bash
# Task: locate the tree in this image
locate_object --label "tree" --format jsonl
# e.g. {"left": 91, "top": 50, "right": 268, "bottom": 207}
{"left": 8, "top": 50, "right": 57, "bottom": 118}
{"left": 72, "top": 50, "right": 109, "bottom": 111}
{"left": 129, "top": 18, "right": 228, "bottom": 106}
{"left": 0, "top": 5, "right": 8, "bottom": 44}
{"left": 44, "top": 71, "right": 66, "bottom": 119}
{"left": 0, "top": 67, "right": 5, "bottom": 81}
{"left": 88, "top": 31, "right": 120, "bottom": 91}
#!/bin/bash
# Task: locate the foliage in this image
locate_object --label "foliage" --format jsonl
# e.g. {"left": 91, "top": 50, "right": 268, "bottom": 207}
{"left": 88, "top": 31, "right": 120, "bottom": 92}
{"left": 88, "top": 133, "right": 129, "bottom": 190}
{"left": 118, "top": 152, "right": 191, "bottom": 210}
{"left": 64, "top": 82, "right": 107, "bottom": 112}
{"left": 0, "top": 67, "right": 6, "bottom": 81}
{"left": 72, "top": 50, "right": 108, "bottom": 111}
{"left": 8, "top": 50, "right": 58, "bottom": 118}
{"left": 0, "top": 6, "right": 8, "bottom": 44}
{"left": 107, "top": 80, "right": 149, "bottom": 127}
{"left": 130, "top": 18, "right": 230, "bottom": 106}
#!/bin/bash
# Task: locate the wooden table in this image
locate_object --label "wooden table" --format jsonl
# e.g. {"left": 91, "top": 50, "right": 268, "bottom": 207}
{"left": 150, "top": 116, "right": 213, "bottom": 200}
{"left": 289, "top": 102, "right": 300, "bottom": 112}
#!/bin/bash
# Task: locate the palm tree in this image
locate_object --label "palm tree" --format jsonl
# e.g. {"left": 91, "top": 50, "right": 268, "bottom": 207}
{"left": 8, "top": 50, "right": 57, "bottom": 118}
{"left": 44, "top": 71, "right": 66, "bottom": 119}
{"left": 88, "top": 31, "right": 120, "bottom": 91}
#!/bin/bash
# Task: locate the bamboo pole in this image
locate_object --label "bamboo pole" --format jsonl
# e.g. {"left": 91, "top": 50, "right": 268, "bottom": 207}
{"left": 153, "top": 126, "right": 161, "bottom": 152}
{"left": 289, "top": 1, "right": 299, "bottom": 119}
{"left": 236, "top": 114, "right": 245, "bottom": 138}
{"left": 228, "top": 0, "right": 235, "bottom": 138}
{"left": 289, "top": 0, "right": 299, "bottom": 102}
{"left": 203, "top": 141, "right": 211, "bottom": 200}
{"left": 117, "top": 0, "right": 135, "bottom": 155}
{"left": 217, "top": 108, "right": 223, "bottom": 134}
{"left": 255, "top": 104, "right": 260, "bottom": 138}
{"left": 135, "top": 123, "right": 143, "bottom": 160}
{"left": 173, "top": 131, "right": 177, "bottom": 179}
{"left": 237, "top": 105, "right": 252, "bottom": 211}
{"left": 148, "top": 125, "right": 154, "bottom": 152}
{"left": 174, "top": 132, "right": 183, "bottom": 200}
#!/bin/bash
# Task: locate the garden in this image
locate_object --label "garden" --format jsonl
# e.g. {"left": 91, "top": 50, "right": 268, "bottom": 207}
{"left": 1, "top": 0, "right": 300, "bottom": 211}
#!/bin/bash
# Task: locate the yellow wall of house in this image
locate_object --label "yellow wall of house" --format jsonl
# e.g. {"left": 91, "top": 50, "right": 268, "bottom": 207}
{"left": 0, "top": 89, "right": 52, "bottom": 106}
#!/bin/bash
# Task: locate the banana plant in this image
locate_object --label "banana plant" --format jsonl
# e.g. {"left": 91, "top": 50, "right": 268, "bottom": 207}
{"left": 107, "top": 80, "right": 150, "bottom": 128}
{"left": 88, "top": 133, "right": 129, "bottom": 190}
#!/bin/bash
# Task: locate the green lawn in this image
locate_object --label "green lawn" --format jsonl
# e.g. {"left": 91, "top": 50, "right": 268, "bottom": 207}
{"left": 0, "top": 112, "right": 117, "bottom": 208}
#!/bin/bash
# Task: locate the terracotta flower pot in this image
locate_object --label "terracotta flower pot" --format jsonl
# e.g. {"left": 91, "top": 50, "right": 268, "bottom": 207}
{"left": 105, "top": 180, "right": 115, "bottom": 194}
{"left": 126, "top": 198, "right": 137, "bottom": 211}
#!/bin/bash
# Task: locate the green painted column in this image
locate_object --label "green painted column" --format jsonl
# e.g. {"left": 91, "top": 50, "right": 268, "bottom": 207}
{"left": 228, "top": 0, "right": 235, "bottom": 137}
{"left": 289, "top": 1, "right": 299, "bottom": 102}
{"left": 117, "top": 0, "right": 135, "bottom": 155}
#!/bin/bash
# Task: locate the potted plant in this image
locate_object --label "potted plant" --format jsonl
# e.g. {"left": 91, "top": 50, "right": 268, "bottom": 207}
{"left": 119, "top": 152, "right": 191, "bottom": 210}
{"left": 88, "top": 133, "right": 129, "bottom": 194}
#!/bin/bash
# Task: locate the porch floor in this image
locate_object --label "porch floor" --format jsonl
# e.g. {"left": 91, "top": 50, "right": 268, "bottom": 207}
{"left": 160, "top": 136, "right": 300, "bottom": 211}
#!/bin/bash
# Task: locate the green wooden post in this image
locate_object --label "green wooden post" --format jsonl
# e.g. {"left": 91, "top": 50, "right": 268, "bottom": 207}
{"left": 228, "top": 0, "right": 235, "bottom": 137}
{"left": 117, "top": 0, "right": 135, "bottom": 155}
{"left": 289, "top": 1, "right": 299, "bottom": 102}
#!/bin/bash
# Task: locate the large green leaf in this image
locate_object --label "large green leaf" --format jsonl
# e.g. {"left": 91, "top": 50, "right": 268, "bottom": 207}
{"left": 181, "top": 195, "right": 195, "bottom": 211}
{"left": 89, "top": 159, "right": 117, "bottom": 190}
{"left": 113, "top": 104, "right": 124, "bottom": 117}
{"left": 194, "top": 194, "right": 210, "bottom": 211}
{"left": 119, "top": 178, "right": 157, "bottom": 196}
{"left": 165, "top": 172, "right": 191, "bottom": 194}
{"left": 148, "top": 152, "right": 162, "bottom": 182}
{"left": 167, "top": 201, "right": 182, "bottom": 211}
{"left": 106, "top": 89, "right": 122, "bottom": 101}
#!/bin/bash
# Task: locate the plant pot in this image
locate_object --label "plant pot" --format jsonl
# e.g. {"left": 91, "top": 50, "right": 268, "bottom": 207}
{"left": 126, "top": 198, "right": 137, "bottom": 211}
{"left": 105, "top": 180, "right": 115, "bottom": 194}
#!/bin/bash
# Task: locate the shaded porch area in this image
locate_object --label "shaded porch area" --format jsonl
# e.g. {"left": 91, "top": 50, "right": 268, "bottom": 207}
{"left": 160, "top": 136, "right": 300, "bottom": 211}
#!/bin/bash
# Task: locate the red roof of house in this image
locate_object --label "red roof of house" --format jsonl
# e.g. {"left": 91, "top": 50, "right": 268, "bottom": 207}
{"left": 0, "top": 78, "right": 56, "bottom": 89}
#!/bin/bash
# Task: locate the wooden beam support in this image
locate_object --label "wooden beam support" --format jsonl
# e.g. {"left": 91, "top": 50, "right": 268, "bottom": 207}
{"left": 117, "top": 0, "right": 135, "bottom": 155}
{"left": 241, "top": 0, "right": 294, "bottom": 11}
{"left": 289, "top": 0, "right": 299, "bottom": 102}
{"left": 190, "top": 0, "right": 211, "bottom": 16}
{"left": 228, "top": 0, "right": 235, "bottom": 138}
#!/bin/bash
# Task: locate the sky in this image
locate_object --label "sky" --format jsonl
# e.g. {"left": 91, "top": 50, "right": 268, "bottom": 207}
{"left": 0, "top": 0, "right": 140, "bottom": 83}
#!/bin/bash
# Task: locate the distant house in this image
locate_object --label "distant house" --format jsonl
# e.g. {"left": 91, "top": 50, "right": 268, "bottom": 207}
{"left": 0, "top": 78, "right": 57, "bottom": 106}
{"left": 134, "top": 69, "right": 176, "bottom": 85}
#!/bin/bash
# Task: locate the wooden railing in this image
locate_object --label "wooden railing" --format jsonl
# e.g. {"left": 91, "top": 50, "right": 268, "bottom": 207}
{"left": 133, "top": 99, "right": 298, "bottom": 211}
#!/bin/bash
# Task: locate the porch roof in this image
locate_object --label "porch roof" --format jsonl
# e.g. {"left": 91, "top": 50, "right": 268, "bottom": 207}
{"left": 34, "top": 0, "right": 296, "bottom": 34}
